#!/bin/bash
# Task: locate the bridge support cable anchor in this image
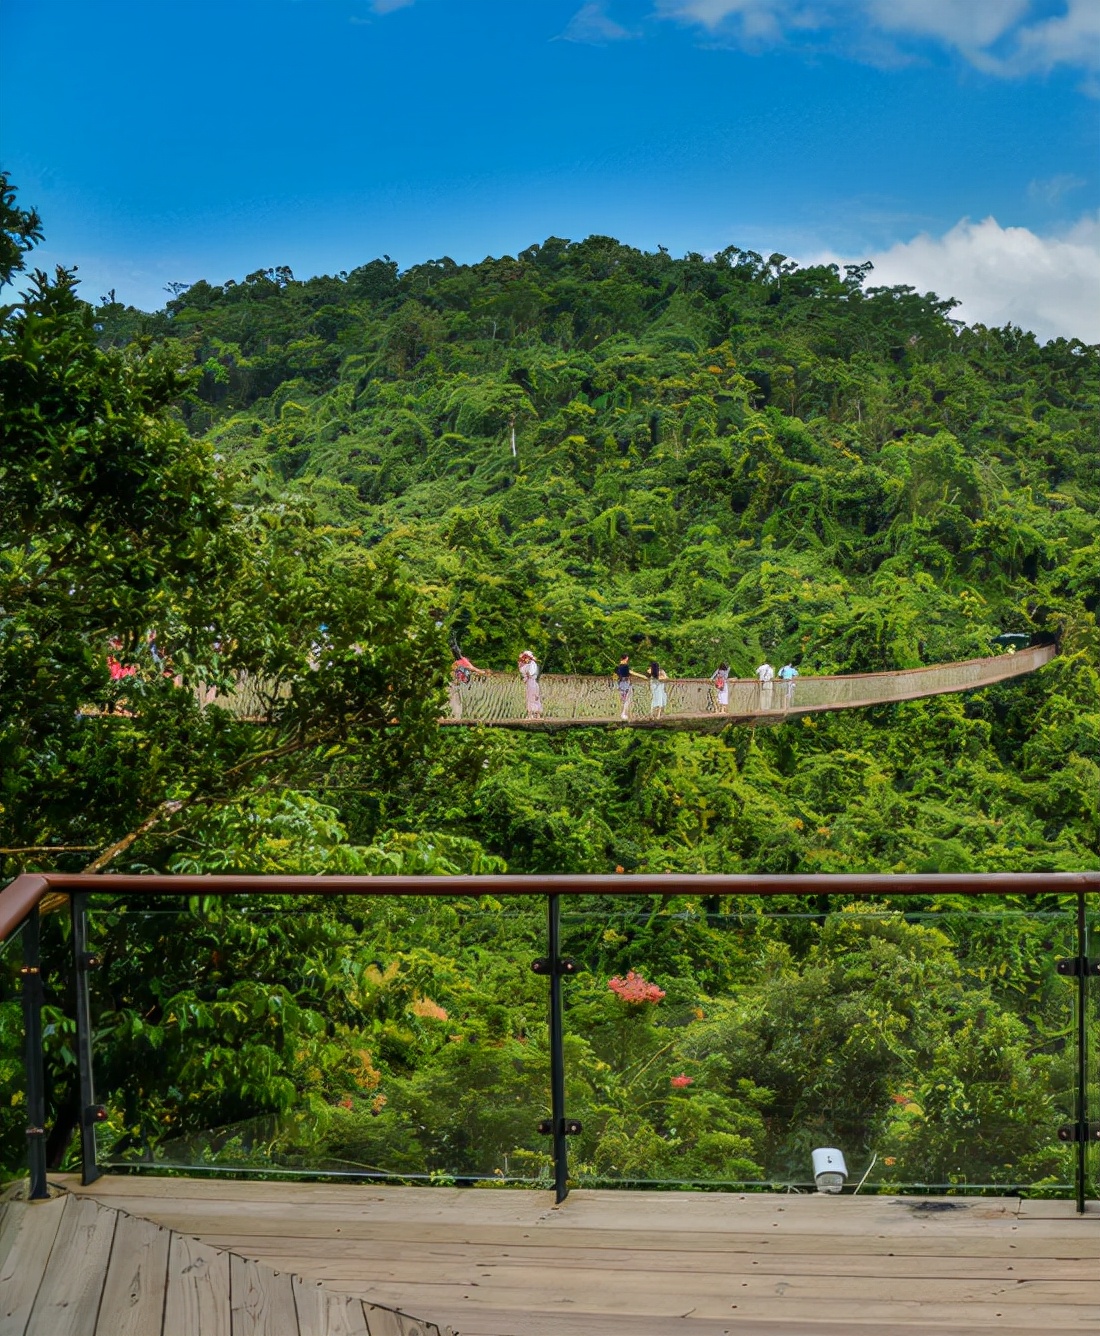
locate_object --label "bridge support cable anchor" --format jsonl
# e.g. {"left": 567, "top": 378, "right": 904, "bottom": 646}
{"left": 534, "top": 893, "right": 580, "bottom": 1203}
{"left": 71, "top": 892, "right": 103, "bottom": 1185}
{"left": 20, "top": 911, "right": 49, "bottom": 1200}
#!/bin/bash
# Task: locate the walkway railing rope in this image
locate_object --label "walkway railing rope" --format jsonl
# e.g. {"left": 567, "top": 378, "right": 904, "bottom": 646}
{"left": 1, "top": 869, "right": 1096, "bottom": 1210}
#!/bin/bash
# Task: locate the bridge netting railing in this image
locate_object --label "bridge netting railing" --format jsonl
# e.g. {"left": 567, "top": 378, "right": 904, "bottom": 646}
{"left": 441, "top": 644, "right": 1055, "bottom": 725}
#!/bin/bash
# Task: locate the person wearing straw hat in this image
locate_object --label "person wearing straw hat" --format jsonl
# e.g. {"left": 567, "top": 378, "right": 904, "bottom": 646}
{"left": 518, "top": 650, "right": 542, "bottom": 717}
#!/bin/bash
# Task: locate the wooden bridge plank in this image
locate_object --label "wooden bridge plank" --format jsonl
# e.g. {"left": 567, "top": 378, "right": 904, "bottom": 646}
{"left": 0, "top": 1198, "right": 66, "bottom": 1336}
{"left": 94, "top": 1209, "right": 171, "bottom": 1336}
{"left": 293, "top": 1273, "right": 369, "bottom": 1335}
{"left": 164, "top": 1230, "right": 231, "bottom": 1336}
{"left": 229, "top": 1252, "right": 297, "bottom": 1336}
{"left": 25, "top": 1194, "right": 117, "bottom": 1336}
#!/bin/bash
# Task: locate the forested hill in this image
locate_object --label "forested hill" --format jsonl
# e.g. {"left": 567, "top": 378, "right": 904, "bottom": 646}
{"left": 94, "top": 237, "right": 1098, "bottom": 874}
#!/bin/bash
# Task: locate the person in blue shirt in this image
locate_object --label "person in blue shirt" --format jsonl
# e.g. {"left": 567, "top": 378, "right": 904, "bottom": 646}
{"left": 778, "top": 662, "right": 799, "bottom": 705}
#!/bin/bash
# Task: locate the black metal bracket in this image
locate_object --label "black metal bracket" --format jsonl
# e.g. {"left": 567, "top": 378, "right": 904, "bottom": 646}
{"left": 1057, "top": 1122, "right": 1100, "bottom": 1143}
{"left": 83, "top": 1104, "right": 108, "bottom": 1128}
{"left": 531, "top": 957, "right": 579, "bottom": 976}
{"left": 19, "top": 965, "right": 43, "bottom": 1000}
{"left": 538, "top": 1118, "right": 582, "bottom": 1137}
{"left": 1056, "top": 957, "right": 1100, "bottom": 977}
{"left": 77, "top": 952, "right": 101, "bottom": 971}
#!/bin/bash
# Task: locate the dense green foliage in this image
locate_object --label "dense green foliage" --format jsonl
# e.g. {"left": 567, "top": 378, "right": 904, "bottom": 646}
{"left": 2, "top": 185, "right": 1097, "bottom": 1192}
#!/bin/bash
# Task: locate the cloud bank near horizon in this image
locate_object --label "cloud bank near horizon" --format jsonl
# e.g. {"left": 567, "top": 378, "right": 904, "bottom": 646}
{"left": 816, "top": 213, "right": 1100, "bottom": 344}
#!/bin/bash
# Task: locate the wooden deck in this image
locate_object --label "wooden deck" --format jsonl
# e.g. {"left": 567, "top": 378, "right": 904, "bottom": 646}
{"left": 2, "top": 1176, "right": 1094, "bottom": 1336}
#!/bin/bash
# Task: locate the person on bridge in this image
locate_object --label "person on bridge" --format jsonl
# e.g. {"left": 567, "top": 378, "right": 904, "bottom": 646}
{"left": 449, "top": 654, "right": 487, "bottom": 718}
{"left": 647, "top": 660, "right": 669, "bottom": 718}
{"left": 519, "top": 651, "right": 542, "bottom": 718}
{"left": 614, "top": 654, "right": 646, "bottom": 720}
{"left": 756, "top": 660, "right": 775, "bottom": 707}
{"left": 711, "top": 662, "right": 731, "bottom": 714}
{"left": 778, "top": 661, "right": 798, "bottom": 704}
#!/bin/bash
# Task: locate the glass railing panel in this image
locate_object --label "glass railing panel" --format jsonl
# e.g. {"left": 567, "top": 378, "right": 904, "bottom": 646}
{"left": 87, "top": 895, "right": 552, "bottom": 1184}
{"left": 1086, "top": 900, "right": 1099, "bottom": 1201}
{"left": 0, "top": 918, "right": 28, "bottom": 1178}
{"left": 560, "top": 896, "right": 1078, "bottom": 1195}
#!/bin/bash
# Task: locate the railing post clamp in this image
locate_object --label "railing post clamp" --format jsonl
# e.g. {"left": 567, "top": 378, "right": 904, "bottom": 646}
{"left": 538, "top": 1118, "right": 582, "bottom": 1137}
{"left": 1057, "top": 1122, "right": 1100, "bottom": 1143}
{"left": 1055, "top": 957, "right": 1100, "bottom": 977}
{"left": 531, "top": 956, "right": 579, "bottom": 976}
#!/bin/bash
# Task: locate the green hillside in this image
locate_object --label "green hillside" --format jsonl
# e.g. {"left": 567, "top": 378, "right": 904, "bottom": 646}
{"left": 97, "top": 235, "right": 1100, "bottom": 875}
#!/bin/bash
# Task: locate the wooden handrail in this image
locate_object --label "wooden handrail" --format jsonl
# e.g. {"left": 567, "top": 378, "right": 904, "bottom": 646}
{"left": 2, "top": 869, "right": 1097, "bottom": 943}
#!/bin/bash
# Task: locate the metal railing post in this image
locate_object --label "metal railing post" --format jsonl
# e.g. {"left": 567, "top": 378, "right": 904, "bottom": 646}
{"left": 21, "top": 911, "right": 49, "bottom": 1200}
{"left": 548, "top": 892, "right": 568, "bottom": 1203}
{"left": 71, "top": 891, "right": 103, "bottom": 1185}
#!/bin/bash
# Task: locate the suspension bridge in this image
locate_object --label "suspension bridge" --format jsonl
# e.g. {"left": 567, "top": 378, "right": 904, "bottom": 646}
{"left": 209, "top": 642, "right": 1054, "bottom": 732}
{"left": 436, "top": 643, "right": 1056, "bottom": 730}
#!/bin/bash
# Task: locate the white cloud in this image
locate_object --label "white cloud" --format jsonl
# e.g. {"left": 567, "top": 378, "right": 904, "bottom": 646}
{"left": 863, "top": 0, "right": 1030, "bottom": 53}
{"left": 562, "top": 4, "right": 636, "bottom": 44}
{"left": 1006, "top": 0, "right": 1100, "bottom": 77}
{"left": 821, "top": 214, "right": 1100, "bottom": 344}
{"left": 655, "top": 0, "right": 1100, "bottom": 80}
{"left": 1027, "top": 173, "right": 1087, "bottom": 206}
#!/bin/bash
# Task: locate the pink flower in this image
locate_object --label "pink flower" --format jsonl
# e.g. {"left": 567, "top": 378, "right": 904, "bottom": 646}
{"left": 670, "top": 1074, "right": 693, "bottom": 1089}
{"left": 608, "top": 970, "right": 666, "bottom": 1004}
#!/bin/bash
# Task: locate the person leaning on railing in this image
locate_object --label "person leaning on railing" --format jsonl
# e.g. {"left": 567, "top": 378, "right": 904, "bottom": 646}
{"left": 449, "top": 654, "right": 488, "bottom": 718}
{"left": 614, "top": 654, "right": 647, "bottom": 720}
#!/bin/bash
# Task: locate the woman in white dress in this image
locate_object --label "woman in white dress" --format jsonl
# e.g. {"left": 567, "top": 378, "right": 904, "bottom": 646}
{"left": 647, "top": 660, "right": 668, "bottom": 717}
{"left": 711, "top": 662, "right": 730, "bottom": 714}
{"left": 518, "top": 651, "right": 542, "bottom": 717}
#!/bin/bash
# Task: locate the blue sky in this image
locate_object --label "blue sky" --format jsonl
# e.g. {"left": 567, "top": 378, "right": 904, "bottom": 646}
{"left": 2, "top": 0, "right": 1098, "bottom": 336}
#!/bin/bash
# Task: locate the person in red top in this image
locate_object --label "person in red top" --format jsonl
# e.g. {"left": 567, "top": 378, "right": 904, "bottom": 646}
{"left": 449, "top": 654, "right": 487, "bottom": 718}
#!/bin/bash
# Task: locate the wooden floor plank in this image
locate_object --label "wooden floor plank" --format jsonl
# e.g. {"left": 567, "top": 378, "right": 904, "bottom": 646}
{"left": 425, "top": 1316, "right": 1078, "bottom": 1336}
{"left": 0, "top": 1198, "right": 24, "bottom": 1275}
{"left": 327, "top": 1275, "right": 1100, "bottom": 1327}
{"left": 0, "top": 1198, "right": 67, "bottom": 1336}
{"left": 164, "top": 1230, "right": 231, "bottom": 1336}
{"left": 94, "top": 1210, "right": 171, "bottom": 1336}
{"left": 85, "top": 1211, "right": 1097, "bottom": 1261}
{"left": 273, "top": 1258, "right": 1100, "bottom": 1305}
{"left": 71, "top": 1192, "right": 1094, "bottom": 1241}
{"left": 229, "top": 1252, "right": 297, "bottom": 1336}
{"left": 293, "top": 1274, "right": 369, "bottom": 1335}
{"left": 25, "top": 1195, "right": 117, "bottom": 1336}
{"left": 194, "top": 1233, "right": 1094, "bottom": 1279}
